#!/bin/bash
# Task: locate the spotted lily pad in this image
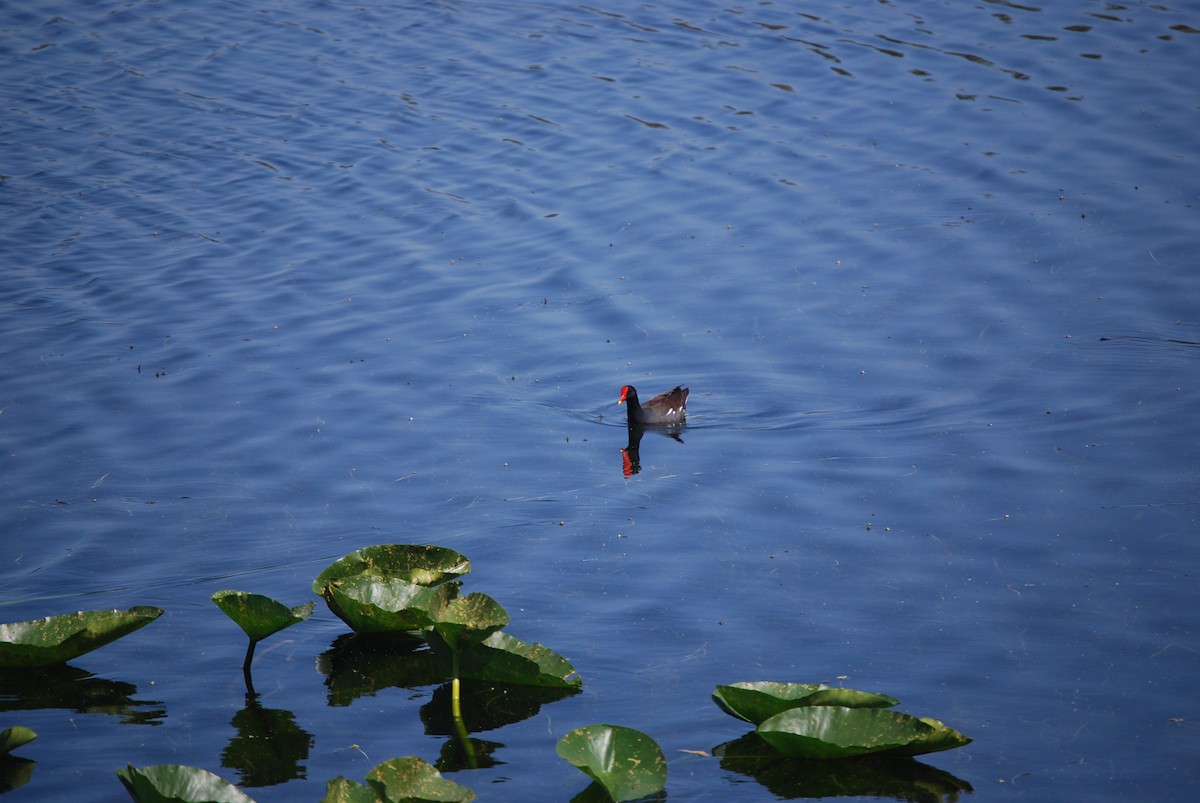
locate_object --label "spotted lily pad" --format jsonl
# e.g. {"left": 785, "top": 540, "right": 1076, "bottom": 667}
{"left": 0, "top": 607, "right": 164, "bottom": 668}
{"left": 449, "top": 631, "right": 582, "bottom": 688}
{"left": 323, "top": 575, "right": 455, "bottom": 634}
{"left": 427, "top": 592, "right": 509, "bottom": 653}
{"left": 366, "top": 756, "right": 475, "bottom": 802}
{"left": 321, "top": 756, "right": 475, "bottom": 803}
{"left": 313, "top": 544, "right": 470, "bottom": 595}
{"left": 556, "top": 724, "right": 667, "bottom": 802}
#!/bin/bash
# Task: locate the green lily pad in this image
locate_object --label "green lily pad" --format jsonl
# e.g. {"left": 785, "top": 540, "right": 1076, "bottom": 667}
{"left": 556, "top": 724, "right": 667, "bottom": 802}
{"left": 320, "top": 777, "right": 379, "bottom": 803}
{"left": 116, "top": 764, "right": 255, "bottom": 802}
{"left": 756, "top": 706, "right": 972, "bottom": 759}
{"left": 324, "top": 575, "right": 455, "bottom": 634}
{"left": 713, "top": 682, "right": 899, "bottom": 725}
{"left": 319, "top": 777, "right": 375, "bottom": 803}
{"left": 446, "top": 631, "right": 582, "bottom": 688}
{"left": 320, "top": 757, "right": 475, "bottom": 803}
{"left": 313, "top": 544, "right": 470, "bottom": 595}
{"left": 428, "top": 593, "right": 509, "bottom": 653}
{"left": 211, "top": 591, "right": 314, "bottom": 643}
{"left": 366, "top": 756, "right": 476, "bottom": 802}
{"left": 0, "top": 726, "right": 36, "bottom": 755}
{"left": 0, "top": 607, "right": 164, "bottom": 668}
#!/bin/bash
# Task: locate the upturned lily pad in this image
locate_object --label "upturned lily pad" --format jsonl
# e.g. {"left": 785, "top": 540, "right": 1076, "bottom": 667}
{"left": 320, "top": 756, "right": 475, "bottom": 803}
{"left": 116, "top": 764, "right": 255, "bottom": 802}
{"left": 313, "top": 544, "right": 470, "bottom": 595}
{"left": 0, "top": 726, "right": 36, "bottom": 755}
{"left": 323, "top": 575, "right": 455, "bottom": 634}
{"left": 556, "top": 724, "right": 667, "bottom": 802}
{"left": 211, "top": 591, "right": 314, "bottom": 643}
{"left": 427, "top": 593, "right": 509, "bottom": 653}
{"left": 756, "top": 706, "right": 972, "bottom": 759}
{"left": 0, "top": 607, "right": 164, "bottom": 668}
{"left": 445, "top": 631, "right": 582, "bottom": 688}
{"left": 714, "top": 682, "right": 899, "bottom": 725}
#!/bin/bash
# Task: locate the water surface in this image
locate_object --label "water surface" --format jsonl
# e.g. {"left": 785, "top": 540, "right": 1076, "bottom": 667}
{"left": 2, "top": 1, "right": 1198, "bottom": 800}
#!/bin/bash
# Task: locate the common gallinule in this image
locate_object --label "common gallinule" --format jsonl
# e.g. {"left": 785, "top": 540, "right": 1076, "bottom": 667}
{"left": 619, "top": 385, "right": 688, "bottom": 426}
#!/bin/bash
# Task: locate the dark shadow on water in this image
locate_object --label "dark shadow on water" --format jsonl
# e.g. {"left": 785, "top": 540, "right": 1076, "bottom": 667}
{"left": 570, "top": 781, "right": 667, "bottom": 803}
{"left": 315, "top": 632, "right": 442, "bottom": 707}
{"left": 221, "top": 689, "right": 313, "bottom": 788}
{"left": 434, "top": 734, "right": 504, "bottom": 773}
{"left": 421, "top": 679, "right": 577, "bottom": 736}
{"left": 0, "top": 665, "right": 165, "bottom": 725}
{"left": 0, "top": 755, "right": 35, "bottom": 794}
{"left": 714, "top": 732, "right": 973, "bottom": 801}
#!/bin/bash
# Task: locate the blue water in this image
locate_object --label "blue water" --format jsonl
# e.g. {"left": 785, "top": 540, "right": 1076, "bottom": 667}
{"left": 2, "top": 1, "right": 1198, "bottom": 800}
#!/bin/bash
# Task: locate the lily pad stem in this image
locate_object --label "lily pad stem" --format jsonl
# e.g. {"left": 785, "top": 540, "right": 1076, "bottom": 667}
{"left": 448, "top": 652, "right": 477, "bottom": 768}
{"left": 242, "top": 639, "right": 262, "bottom": 695}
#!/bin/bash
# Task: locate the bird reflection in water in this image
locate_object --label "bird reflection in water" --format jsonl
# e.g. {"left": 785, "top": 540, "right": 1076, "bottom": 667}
{"left": 621, "top": 422, "right": 684, "bottom": 477}
{"left": 617, "top": 384, "right": 689, "bottom": 477}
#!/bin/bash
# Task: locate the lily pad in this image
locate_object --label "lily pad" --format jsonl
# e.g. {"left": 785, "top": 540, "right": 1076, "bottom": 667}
{"left": 211, "top": 591, "right": 314, "bottom": 643}
{"left": 0, "top": 726, "right": 36, "bottom": 755}
{"left": 756, "top": 706, "right": 972, "bottom": 759}
{"left": 366, "top": 756, "right": 476, "bottom": 802}
{"left": 447, "top": 631, "right": 582, "bottom": 688}
{"left": 323, "top": 575, "right": 455, "bottom": 634}
{"left": 313, "top": 544, "right": 470, "bottom": 595}
{"left": 116, "top": 764, "right": 254, "bottom": 802}
{"left": 316, "top": 777, "right": 376, "bottom": 801}
{"left": 0, "top": 607, "right": 164, "bottom": 668}
{"left": 556, "top": 724, "right": 667, "bottom": 802}
{"left": 713, "top": 682, "right": 899, "bottom": 725}
{"left": 427, "top": 593, "right": 509, "bottom": 653}
{"left": 320, "top": 777, "right": 377, "bottom": 803}
{"left": 320, "top": 757, "right": 475, "bottom": 803}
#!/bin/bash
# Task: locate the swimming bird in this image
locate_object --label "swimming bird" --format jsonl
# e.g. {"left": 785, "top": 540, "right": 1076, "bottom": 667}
{"left": 619, "top": 385, "right": 688, "bottom": 426}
